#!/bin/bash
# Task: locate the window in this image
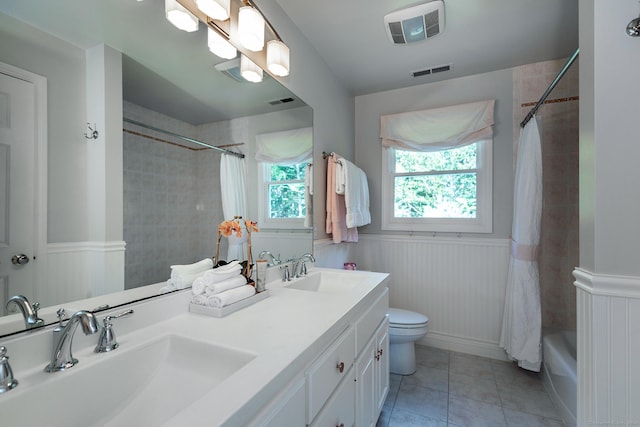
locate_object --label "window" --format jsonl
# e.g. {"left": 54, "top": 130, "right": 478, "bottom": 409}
{"left": 258, "top": 161, "right": 309, "bottom": 228}
{"left": 382, "top": 140, "right": 492, "bottom": 233}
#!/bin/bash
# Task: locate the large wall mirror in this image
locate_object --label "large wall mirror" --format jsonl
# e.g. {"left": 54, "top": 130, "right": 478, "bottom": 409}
{"left": 0, "top": 0, "right": 312, "bottom": 337}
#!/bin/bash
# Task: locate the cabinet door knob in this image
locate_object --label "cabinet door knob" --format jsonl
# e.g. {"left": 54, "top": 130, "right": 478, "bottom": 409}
{"left": 336, "top": 362, "right": 345, "bottom": 373}
{"left": 337, "top": 424, "right": 344, "bottom": 427}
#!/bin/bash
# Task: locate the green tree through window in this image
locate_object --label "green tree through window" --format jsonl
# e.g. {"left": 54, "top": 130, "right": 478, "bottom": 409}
{"left": 267, "top": 162, "right": 306, "bottom": 219}
{"left": 393, "top": 145, "right": 478, "bottom": 219}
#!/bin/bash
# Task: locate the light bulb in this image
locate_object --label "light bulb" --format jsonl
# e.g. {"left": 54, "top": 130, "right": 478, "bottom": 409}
{"left": 196, "top": 0, "right": 230, "bottom": 21}
{"left": 240, "top": 55, "right": 263, "bottom": 83}
{"left": 267, "top": 40, "right": 290, "bottom": 77}
{"left": 237, "top": 6, "right": 265, "bottom": 52}
{"left": 165, "top": 0, "right": 199, "bottom": 32}
{"left": 208, "top": 28, "right": 237, "bottom": 59}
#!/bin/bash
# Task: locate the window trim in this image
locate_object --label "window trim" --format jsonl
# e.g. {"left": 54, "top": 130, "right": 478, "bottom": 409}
{"left": 381, "top": 140, "right": 493, "bottom": 233}
{"left": 257, "top": 161, "right": 308, "bottom": 230}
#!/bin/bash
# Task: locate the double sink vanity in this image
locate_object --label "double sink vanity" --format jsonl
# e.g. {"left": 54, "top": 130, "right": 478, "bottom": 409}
{"left": 0, "top": 267, "right": 389, "bottom": 427}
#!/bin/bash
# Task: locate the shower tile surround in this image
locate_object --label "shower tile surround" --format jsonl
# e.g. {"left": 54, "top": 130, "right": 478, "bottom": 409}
{"left": 512, "top": 59, "right": 579, "bottom": 331}
{"left": 122, "top": 102, "right": 245, "bottom": 288}
{"left": 377, "top": 345, "right": 562, "bottom": 427}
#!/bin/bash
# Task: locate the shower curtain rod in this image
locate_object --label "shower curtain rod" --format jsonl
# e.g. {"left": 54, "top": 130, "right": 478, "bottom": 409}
{"left": 123, "top": 117, "right": 245, "bottom": 158}
{"left": 520, "top": 48, "right": 579, "bottom": 128}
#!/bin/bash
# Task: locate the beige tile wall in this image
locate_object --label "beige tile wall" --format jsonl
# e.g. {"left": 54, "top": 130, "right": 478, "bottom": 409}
{"left": 513, "top": 58, "right": 579, "bottom": 331}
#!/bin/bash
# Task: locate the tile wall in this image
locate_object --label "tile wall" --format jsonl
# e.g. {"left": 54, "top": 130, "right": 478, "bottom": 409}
{"left": 122, "top": 102, "right": 225, "bottom": 289}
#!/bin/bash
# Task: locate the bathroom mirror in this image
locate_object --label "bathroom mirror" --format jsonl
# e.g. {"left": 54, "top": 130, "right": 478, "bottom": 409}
{"left": 0, "top": 0, "right": 313, "bottom": 337}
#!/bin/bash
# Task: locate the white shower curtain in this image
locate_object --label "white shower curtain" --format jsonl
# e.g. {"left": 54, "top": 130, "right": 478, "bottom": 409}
{"left": 220, "top": 153, "right": 248, "bottom": 261}
{"left": 499, "top": 115, "right": 543, "bottom": 372}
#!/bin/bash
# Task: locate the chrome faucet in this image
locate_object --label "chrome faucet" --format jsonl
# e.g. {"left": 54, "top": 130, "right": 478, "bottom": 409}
{"left": 95, "top": 309, "right": 134, "bottom": 353}
{"left": 281, "top": 264, "right": 292, "bottom": 281}
{"left": 0, "top": 346, "right": 18, "bottom": 394}
{"left": 45, "top": 310, "right": 100, "bottom": 372}
{"left": 6, "top": 295, "right": 44, "bottom": 330}
{"left": 258, "top": 251, "right": 281, "bottom": 266}
{"left": 293, "top": 253, "right": 316, "bottom": 278}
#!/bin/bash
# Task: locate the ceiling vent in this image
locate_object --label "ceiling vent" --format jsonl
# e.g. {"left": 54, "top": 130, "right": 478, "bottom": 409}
{"left": 214, "top": 58, "right": 245, "bottom": 82}
{"left": 384, "top": 1, "right": 445, "bottom": 45}
{"left": 268, "top": 97, "right": 295, "bottom": 106}
{"left": 412, "top": 63, "right": 452, "bottom": 78}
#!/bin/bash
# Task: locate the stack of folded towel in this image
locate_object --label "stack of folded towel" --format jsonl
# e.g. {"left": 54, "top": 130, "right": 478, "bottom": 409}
{"left": 191, "top": 261, "right": 255, "bottom": 308}
{"left": 162, "top": 258, "right": 214, "bottom": 292}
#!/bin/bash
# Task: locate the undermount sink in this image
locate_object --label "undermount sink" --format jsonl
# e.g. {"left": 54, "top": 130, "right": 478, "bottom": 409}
{"left": 1, "top": 335, "right": 256, "bottom": 426}
{"left": 284, "top": 270, "right": 363, "bottom": 293}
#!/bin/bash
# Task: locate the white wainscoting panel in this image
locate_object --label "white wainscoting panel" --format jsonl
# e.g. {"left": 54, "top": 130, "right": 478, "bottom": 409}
{"left": 45, "top": 241, "right": 125, "bottom": 308}
{"left": 574, "top": 268, "right": 640, "bottom": 426}
{"left": 353, "top": 234, "right": 510, "bottom": 359}
{"left": 313, "top": 238, "right": 357, "bottom": 269}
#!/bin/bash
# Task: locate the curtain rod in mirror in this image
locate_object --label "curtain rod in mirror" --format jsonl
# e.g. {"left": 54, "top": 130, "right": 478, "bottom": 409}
{"left": 123, "top": 117, "right": 245, "bottom": 158}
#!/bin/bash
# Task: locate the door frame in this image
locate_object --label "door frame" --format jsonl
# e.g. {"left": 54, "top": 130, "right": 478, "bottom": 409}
{"left": 0, "top": 61, "right": 48, "bottom": 302}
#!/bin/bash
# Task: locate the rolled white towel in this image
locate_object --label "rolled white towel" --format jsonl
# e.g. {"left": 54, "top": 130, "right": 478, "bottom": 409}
{"left": 213, "top": 260, "right": 240, "bottom": 272}
{"left": 170, "top": 258, "right": 214, "bottom": 279}
{"left": 174, "top": 271, "right": 209, "bottom": 289}
{"left": 192, "top": 277, "right": 206, "bottom": 295}
{"left": 207, "top": 285, "right": 256, "bottom": 308}
{"left": 159, "top": 280, "right": 176, "bottom": 294}
{"left": 191, "top": 294, "right": 209, "bottom": 306}
{"left": 203, "top": 265, "right": 242, "bottom": 285}
{"left": 205, "top": 275, "right": 247, "bottom": 296}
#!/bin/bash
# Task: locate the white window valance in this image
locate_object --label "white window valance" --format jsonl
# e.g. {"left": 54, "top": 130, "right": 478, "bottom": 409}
{"left": 255, "top": 127, "right": 313, "bottom": 164}
{"left": 380, "top": 99, "right": 495, "bottom": 152}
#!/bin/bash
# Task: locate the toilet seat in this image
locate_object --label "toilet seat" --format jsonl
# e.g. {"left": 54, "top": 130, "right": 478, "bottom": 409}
{"left": 388, "top": 308, "right": 429, "bottom": 329}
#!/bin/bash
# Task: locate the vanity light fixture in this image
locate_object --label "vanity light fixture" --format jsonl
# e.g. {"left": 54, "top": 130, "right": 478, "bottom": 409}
{"left": 208, "top": 28, "right": 237, "bottom": 59}
{"left": 195, "top": 0, "right": 230, "bottom": 21}
{"left": 237, "top": 6, "right": 265, "bottom": 51}
{"left": 171, "top": 0, "right": 291, "bottom": 79}
{"left": 266, "top": 40, "right": 290, "bottom": 77}
{"left": 166, "top": 0, "right": 199, "bottom": 32}
{"left": 240, "top": 54, "right": 263, "bottom": 83}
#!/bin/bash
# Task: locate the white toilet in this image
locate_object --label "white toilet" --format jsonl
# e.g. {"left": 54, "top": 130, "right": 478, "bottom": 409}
{"left": 388, "top": 308, "right": 429, "bottom": 375}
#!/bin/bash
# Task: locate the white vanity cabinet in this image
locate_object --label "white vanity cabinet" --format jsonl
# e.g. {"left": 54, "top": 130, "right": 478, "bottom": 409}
{"left": 355, "top": 317, "right": 389, "bottom": 427}
{"left": 355, "top": 293, "right": 390, "bottom": 427}
{"left": 306, "top": 326, "right": 356, "bottom": 424}
{"left": 250, "top": 284, "right": 389, "bottom": 427}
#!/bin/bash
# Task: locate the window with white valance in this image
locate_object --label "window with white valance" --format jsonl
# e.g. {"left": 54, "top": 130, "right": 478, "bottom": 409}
{"left": 380, "top": 100, "right": 495, "bottom": 233}
{"left": 255, "top": 127, "right": 312, "bottom": 229}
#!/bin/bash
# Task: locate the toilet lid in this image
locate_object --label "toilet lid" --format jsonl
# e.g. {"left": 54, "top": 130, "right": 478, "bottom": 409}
{"left": 388, "top": 308, "right": 428, "bottom": 325}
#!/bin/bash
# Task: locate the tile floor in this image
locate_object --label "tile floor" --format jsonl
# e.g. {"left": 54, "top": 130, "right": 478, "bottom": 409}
{"left": 377, "top": 345, "right": 564, "bottom": 427}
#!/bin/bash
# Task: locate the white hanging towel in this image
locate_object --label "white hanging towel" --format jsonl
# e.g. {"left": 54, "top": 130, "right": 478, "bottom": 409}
{"left": 499, "top": 116, "right": 543, "bottom": 372}
{"left": 335, "top": 157, "right": 371, "bottom": 228}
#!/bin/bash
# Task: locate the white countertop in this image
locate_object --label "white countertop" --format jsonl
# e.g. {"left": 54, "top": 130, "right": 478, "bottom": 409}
{"left": 0, "top": 268, "right": 389, "bottom": 427}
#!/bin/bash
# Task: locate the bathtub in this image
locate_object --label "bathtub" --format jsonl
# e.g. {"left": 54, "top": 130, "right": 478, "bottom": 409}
{"left": 542, "top": 329, "right": 577, "bottom": 427}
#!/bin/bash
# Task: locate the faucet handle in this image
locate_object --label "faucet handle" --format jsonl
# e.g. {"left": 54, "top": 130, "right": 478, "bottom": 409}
{"left": 95, "top": 309, "right": 134, "bottom": 353}
{"left": 0, "top": 346, "right": 18, "bottom": 394}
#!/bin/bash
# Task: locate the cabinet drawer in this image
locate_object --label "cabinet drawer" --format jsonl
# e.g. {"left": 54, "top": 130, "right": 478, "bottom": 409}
{"left": 355, "top": 288, "right": 388, "bottom": 356}
{"left": 307, "top": 326, "right": 356, "bottom": 423}
{"left": 310, "top": 366, "right": 355, "bottom": 427}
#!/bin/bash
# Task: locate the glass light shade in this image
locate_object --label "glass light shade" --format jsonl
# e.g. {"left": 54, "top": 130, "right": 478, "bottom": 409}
{"left": 237, "top": 6, "right": 265, "bottom": 51}
{"left": 208, "top": 28, "right": 237, "bottom": 59}
{"left": 266, "top": 40, "right": 290, "bottom": 77}
{"left": 240, "top": 55, "right": 263, "bottom": 83}
{"left": 165, "top": 0, "right": 199, "bottom": 32}
{"left": 195, "top": 0, "right": 229, "bottom": 21}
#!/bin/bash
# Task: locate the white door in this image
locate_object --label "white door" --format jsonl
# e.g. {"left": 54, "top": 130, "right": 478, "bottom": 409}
{"left": 0, "top": 71, "right": 37, "bottom": 315}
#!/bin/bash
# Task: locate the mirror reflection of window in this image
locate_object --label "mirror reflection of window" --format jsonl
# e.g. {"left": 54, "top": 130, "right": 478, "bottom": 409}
{"left": 255, "top": 127, "right": 313, "bottom": 229}
{"left": 260, "top": 161, "right": 310, "bottom": 226}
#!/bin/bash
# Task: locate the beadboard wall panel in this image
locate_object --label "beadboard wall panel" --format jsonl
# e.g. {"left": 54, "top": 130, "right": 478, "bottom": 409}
{"left": 45, "top": 241, "right": 125, "bottom": 308}
{"left": 353, "top": 235, "right": 510, "bottom": 359}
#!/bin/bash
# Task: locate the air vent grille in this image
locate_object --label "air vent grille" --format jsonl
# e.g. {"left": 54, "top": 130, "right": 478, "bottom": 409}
{"left": 412, "top": 64, "right": 452, "bottom": 78}
{"left": 268, "top": 97, "right": 295, "bottom": 106}
{"left": 384, "top": 1, "right": 445, "bottom": 45}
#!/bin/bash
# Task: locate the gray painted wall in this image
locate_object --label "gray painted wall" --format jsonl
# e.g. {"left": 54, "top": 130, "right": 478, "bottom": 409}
{"left": 354, "top": 68, "right": 515, "bottom": 238}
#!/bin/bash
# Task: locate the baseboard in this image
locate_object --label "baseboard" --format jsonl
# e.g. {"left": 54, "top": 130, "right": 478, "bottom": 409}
{"left": 418, "top": 331, "right": 508, "bottom": 361}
